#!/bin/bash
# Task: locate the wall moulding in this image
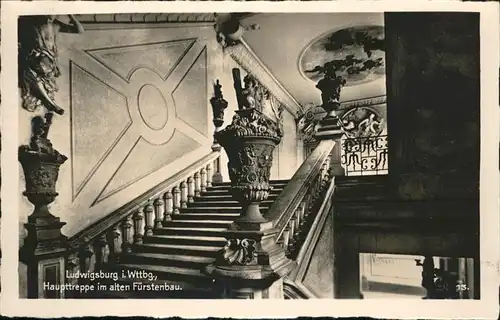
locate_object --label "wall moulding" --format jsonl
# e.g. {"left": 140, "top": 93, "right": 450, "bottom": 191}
{"left": 225, "top": 40, "right": 304, "bottom": 118}
{"left": 77, "top": 13, "right": 216, "bottom": 24}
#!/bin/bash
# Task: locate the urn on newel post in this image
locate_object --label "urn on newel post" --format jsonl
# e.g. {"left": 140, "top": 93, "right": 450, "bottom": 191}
{"left": 205, "top": 68, "right": 295, "bottom": 299}
{"left": 18, "top": 14, "right": 83, "bottom": 298}
{"left": 210, "top": 79, "right": 228, "bottom": 152}
{"left": 19, "top": 112, "right": 68, "bottom": 256}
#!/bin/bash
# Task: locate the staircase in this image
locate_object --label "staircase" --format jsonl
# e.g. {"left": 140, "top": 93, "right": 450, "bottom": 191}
{"left": 86, "top": 180, "right": 289, "bottom": 299}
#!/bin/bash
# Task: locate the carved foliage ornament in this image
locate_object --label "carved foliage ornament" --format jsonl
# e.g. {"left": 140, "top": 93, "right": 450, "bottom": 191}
{"left": 221, "top": 238, "right": 258, "bottom": 266}
{"left": 227, "top": 143, "right": 273, "bottom": 184}
{"left": 217, "top": 108, "right": 283, "bottom": 142}
{"left": 215, "top": 108, "right": 281, "bottom": 204}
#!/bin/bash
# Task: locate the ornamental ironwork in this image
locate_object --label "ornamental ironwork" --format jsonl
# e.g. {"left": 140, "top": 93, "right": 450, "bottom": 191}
{"left": 340, "top": 134, "right": 388, "bottom": 176}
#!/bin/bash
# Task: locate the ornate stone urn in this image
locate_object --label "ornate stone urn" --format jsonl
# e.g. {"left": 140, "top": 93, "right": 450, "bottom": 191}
{"left": 215, "top": 107, "right": 282, "bottom": 229}
{"left": 207, "top": 106, "right": 294, "bottom": 298}
{"left": 19, "top": 113, "right": 68, "bottom": 255}
{"left": 210, "top": 79, "right": 228, "bottom": 151}
{"left": 316, "top": 68, "right": 346, "bottom": 119}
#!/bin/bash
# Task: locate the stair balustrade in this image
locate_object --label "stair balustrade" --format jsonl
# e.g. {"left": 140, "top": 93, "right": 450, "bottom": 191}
{"left": 65, "top": 151, "right": 223, "bottom": 297}
{"left": 267, "top": 139, "right": 337, "bottom": 247}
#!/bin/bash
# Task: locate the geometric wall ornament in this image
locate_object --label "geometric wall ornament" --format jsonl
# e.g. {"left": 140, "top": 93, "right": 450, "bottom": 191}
{"left": 172, "top": 46, "right": 209, "bottom": 137}
{"left": 85, "top": 38, "right": 197, "bottom": 82}
{"left": 138, "top": 84, "right": 169, "bottom": 131}
{"left": 93, "top": 130, "right": 202, "bottom": 205}
{"left": 68, "top": 34, "right": 211, "bottom": 207}
{"left": 70, "top": 61, "right": 132, "bottom": 200}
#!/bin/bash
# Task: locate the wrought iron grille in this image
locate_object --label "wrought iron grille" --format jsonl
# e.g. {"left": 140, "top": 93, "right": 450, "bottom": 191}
{"left": 340, "top": 134, "right": 388, "bottom": 176}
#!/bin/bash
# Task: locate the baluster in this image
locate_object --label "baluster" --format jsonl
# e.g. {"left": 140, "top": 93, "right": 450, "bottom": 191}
{"left": 212, "top": 157, "right": 223, "bottom": 183}
{"left": 172, "top": 186, "right": 181, "bottom": 214}
{"left": 294, "top": 207, "right": 301, "bottom": 232}
{"left": 298, "top": 202, "right": 306, "bottom": 226}
{"left": 320, "top": 161, "right": 326, "bottom": 179}
{"left": 200, "top": 168, "right": 207, "bottom": 193}
{"left": 144, "top": 199, "right": 154, "bottom": 237}
{"left": 163, "top": 190, "right": 173, "bottom": 222}
{"left": 94, "top": 233, "right": 109, "bottom": 268}
{"left": 180, "top": 181, "right": 188, "bottom": 208}
{"left": 78, "top": 242, "right": 94, "bottom": 283}
{"left": 288, "top": 219, "right": 296, "bottom": 245}
{"left": 194, "top": 172, "right": 201, "bottom": 197}
{"left": 206, "top": 163, "right": 213, "bottom": 187}
{"left": 107, "top": 224, "right": 121, "bottom": 264}
{"left": 121, "top": 215, "right": 133, "bottom": 253}
{"left": 187, "top": 177, "right": 195, "bottom": 203}
{"left": 282, "top": 228, "right": 290, "bottom": 251}
{"left": 66, "top": 252, "right": 80, "bottom": 297}
{"left": 133, "top": 209, "right": 144, "bottom": 244}
{"left": 153, "top": 198, "right": 164, "bottom": 229}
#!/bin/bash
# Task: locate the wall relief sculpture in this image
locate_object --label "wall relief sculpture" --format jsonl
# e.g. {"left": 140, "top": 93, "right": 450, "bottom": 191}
{"left": 339, "top": 106, "right": 385, "bottom": 139}
{"left": 18, "top": 15, "right": 84, "bottom": 116}
{"left": 214, "top": 13, "right": 260, "bottom": 49}
{"left": 18, "top": 15, "right": 83, "bottom": 257}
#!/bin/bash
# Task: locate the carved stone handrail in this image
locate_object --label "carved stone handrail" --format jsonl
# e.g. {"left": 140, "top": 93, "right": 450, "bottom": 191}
{"left": 68, "top": 150, "right": 221, "bottom": 250}
{"left": 267, "top": 139, "right": 336, "bottom": 239}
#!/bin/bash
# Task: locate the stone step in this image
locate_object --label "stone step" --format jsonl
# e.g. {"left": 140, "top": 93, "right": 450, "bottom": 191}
{"left": 196, "top": 194, "right": 279, "bottom": 202}
{"left": 209, "top": 183, "right": 288, "bottom": 190}
{"left": 155, "top": 227, "right": 227, "bottom": 237}
{"left": 213, "top": 179, "right": 290, "bottom": 187}
{"left": 200, "top": 188, "right": 284, "bottom": 196}
{"left": 179, "top": 207, "right": 267, "bottom": 214}
{"left": 135, "top": 243, "right": 221, "bottom": 257}
{"left": 163, "top": 220, "right": 232, "bottom": 228}
{"left": 172, "top": 213, "right": 238, "bottom": 221}
{"left": 144, "top": 234, "right": 227, "bottom": 247}
{"left": 188, "top": 200, "right": 274, "bottom": 207}
{"left": 120, "top": 252, "right": 216, "bottom": 269}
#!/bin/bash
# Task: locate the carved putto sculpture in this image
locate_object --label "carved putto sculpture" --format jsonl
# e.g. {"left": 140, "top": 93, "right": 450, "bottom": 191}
{"left": 18, "top": 15, "right": 84, "bottom": 116}
{"left": 241, "top": 74, "right": 267, "bottom": 112}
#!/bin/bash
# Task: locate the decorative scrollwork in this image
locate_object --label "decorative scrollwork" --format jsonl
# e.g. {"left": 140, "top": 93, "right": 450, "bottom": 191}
{"left": 217, "top": 108, "right": 283, "bottom": 142}
{"left": 221, "top": 238, "right": 258, "bottom": 266}
{"left": 340, "top": 135, "right": 388, "bottom": 175}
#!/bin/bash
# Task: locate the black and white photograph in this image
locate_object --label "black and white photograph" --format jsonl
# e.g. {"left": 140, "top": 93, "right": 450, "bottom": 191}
{"left": 0, "top": 0, "right": 498, "bottom": 318}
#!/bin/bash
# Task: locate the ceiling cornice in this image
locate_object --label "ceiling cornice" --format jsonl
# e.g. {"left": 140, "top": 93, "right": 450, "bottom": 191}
{"left": 225, "top": 40, "right": 304, "bottom": 117}
{"left": 77, "top": 13, "right": 216, "bottom": 24}
{"left": 340, "top": 94, "right": 386, "bottom": 110}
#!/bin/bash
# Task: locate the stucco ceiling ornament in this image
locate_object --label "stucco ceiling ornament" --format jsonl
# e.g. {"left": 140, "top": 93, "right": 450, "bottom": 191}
{"left": 214, "top": 13, "right": 260, "bottom": 49}
{"left": 302, "top": 26, "right": 385, "bottom": 119}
